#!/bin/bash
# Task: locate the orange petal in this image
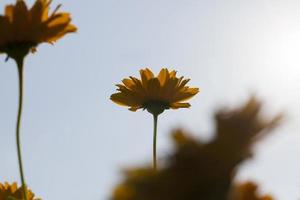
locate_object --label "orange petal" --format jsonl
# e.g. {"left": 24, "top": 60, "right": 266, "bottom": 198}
{"left": 46, "top": 12, "right": 71, "bottom": 27}
{"left": 4, "top": 5, "right": 13, "bottom": 21}
{"left": 169, "top": 70, "right": 177, "bottom": 78}
{"left": 41, "top": 20, "right": 76, "bottom": 42}
{"left": 122, "top": 78, "right": 135, "bottom": 89}
{"left": 157, "top": 68, "right": 169, "bottom": 86}
{"left": 139, "top": 68, "right": 153, "bottom": 88}
{"left": 161, "top": 77, "right": 180, "bottom": 99}
{"left": 30, "top": 0, "right": 49, "bottom": 24}
{"left": 170, "top": 102, "right": 191, "bottom": 109}
{"left": 110, "top": 93, "right": 143, "bottom": 107}
{"left": 0, "top": 16, "right": 11, "bottom": 46}
{"left": 129, "top": 76, "right": 144, "bottom": 93}
{"left": 129, "top": 106, "right": 142, "bottom": 112}
{"left": 177, "top": 78, "right": 190, "bottom": 89}
{"left": 13, "top": 0, "right": 29, "bottom": 24}
{"left": 145, "top": 68, "right": 154, "bottom": 79}
{"left": 147, "top": 78, "right": 160, "bottom": 99}
{"left": 173, "top": 88, "right": 199, "bottom": 102}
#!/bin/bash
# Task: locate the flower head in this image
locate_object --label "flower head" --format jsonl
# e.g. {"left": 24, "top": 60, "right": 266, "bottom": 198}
{"left": 0, "top": 0, "right": 77, "bottom": 60}
{"left": 0, "top": 182, "right": 40, "bottom": 200}
{"left": 110, "top": 68, "right": 199, "bottom": 115}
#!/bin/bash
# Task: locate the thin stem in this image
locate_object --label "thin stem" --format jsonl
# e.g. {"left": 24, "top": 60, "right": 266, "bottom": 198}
{"left": 153, "top": 114, "right": 158, "bottom": 171}
{"left": 15, "top": 58, "right": 28, "bottom": 200}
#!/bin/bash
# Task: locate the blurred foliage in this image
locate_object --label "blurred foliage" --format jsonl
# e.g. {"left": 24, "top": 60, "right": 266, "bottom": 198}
{"left": 0, "top": 182, "right": 40, "bottom": 200}
{"left": 111, "top": 97, "right": 282, "bottom": 200}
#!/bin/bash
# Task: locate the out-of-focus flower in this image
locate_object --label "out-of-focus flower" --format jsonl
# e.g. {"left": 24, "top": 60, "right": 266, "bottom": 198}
{"left": 111, "top": 97, "right": 281, "bottom": 200}
{"left": 110, "top": 68, "right": 199, "bottom": 114}
{"left": 230, "top": 182, "right": 274, "bottom": 200}
{"left": 213, "top": 97, "right": 282, "bottom": 162}
{"left": 0, "top": 182, "right": 41, "bottom": 200}
{"left": 0, "top": 0, "right": 77, "bottom": 60}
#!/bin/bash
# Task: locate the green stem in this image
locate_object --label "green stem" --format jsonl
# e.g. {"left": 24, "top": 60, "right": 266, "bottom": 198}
{"left": 15, "top": 58, "right": 28, "bottom": 200}
{"left": 153, "top": 114, "right": 158, "bottom": 171}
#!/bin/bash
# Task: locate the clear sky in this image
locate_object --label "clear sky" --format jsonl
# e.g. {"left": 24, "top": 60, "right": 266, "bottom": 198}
{"left": 1, "top": 0, "right": 300, "bottom": 199}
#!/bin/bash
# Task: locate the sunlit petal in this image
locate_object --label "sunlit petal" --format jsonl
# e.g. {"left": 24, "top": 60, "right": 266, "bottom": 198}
{"left": 170, "top": 102, "right": 191, "bottom": 109}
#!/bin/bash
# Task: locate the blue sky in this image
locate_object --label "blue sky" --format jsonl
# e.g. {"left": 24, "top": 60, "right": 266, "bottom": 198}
{"left": 1, "top": 0, "right": 300, "bottom": 199}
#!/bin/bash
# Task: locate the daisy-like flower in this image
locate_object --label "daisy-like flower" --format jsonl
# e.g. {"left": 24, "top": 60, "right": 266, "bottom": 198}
{"left": 0, "top": 0, "right": 77, "bottom": 61}
{"left": 111, "top": 68, "right": 199, "bottom": 114}
{"left": 0, "top": 182, "right": 41, "bottom": 200}
{"left": 111, "top": 68, "right": 199, "bottom": 170}
{"left": 0, "top": 1, "right": 76, "bottom": 200}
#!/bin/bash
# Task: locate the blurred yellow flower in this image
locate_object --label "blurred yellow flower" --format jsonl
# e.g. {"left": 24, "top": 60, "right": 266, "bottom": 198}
{"left": 0, "top": 0, "right": 77, "bottom": 60}
{"left": 110, "top": 68, "right": 199, "bottom": 115}
{"left": 230, "top": 182, "right": 274, "bottom": 200}
{"left": 0, "top": 182, "right": 40, "bottom": 200}
{"left": 111, "top": 97, "right": 281, "bottom": 200}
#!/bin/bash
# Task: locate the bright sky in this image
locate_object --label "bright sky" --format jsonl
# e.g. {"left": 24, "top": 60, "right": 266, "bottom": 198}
{"left": 1, "top": 0, "right": 300, "bottom": 199}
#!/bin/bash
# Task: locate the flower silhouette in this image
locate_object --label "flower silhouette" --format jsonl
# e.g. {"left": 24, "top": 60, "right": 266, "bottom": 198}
{"left": 0, "top": 0, "right": 76, "bottom": 60}
{"left": 110, "top": 68, "right": 199, "bottom": 114}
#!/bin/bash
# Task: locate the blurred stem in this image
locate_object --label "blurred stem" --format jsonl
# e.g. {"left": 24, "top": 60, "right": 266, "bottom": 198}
{"left": 15, "top": 57, "right": 28, "bottom": 200}
{"left": 153, "top": 114, "right": 158, "bottom": 171}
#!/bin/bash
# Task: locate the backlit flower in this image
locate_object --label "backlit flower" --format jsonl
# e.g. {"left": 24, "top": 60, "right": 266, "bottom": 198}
{"left": 0, "top": 182, "right": 40, "bottom": 200}
{"left": 110, "top": 68, "right": 199, "bottom": 115}
{"left": 0, "top": 0, "right": 77, "bottom": 60}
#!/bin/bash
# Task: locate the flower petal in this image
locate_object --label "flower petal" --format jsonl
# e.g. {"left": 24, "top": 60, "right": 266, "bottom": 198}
{"left": 30, "top": 0, "right": 49, "bottom": 24}
{"left": 169, "top": 70, "right": 177, "bottom": 78}
{"left": 110, "top": 93, "right": 143, "bottom": 107}
{"left": 122, "top": 78, "right": 135, "bottom": 89}
{"left": 147, "top": 78, "right": 160, "bottom": 99}
{"left": 157, "top": 68, "right": 169, "bottom": 86}
{"left": 140, "top": 68, "right": 154, "bottom": 88}
{"left": 4, "top": 5, "right": 13, "bottom": 21}
{"left": 170, "top": 102, "right": 191, "bottom": 109}
{"left": 173, "top": 88, "right": 199, "bottom": 102}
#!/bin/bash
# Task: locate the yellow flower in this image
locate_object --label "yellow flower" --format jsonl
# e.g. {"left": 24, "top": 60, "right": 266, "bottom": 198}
{"left": 0, "top": 0, "right": 77, "bottom": 60}
{"left": 110, "top": 68, "right": 199, "bottom": 115}
{"left": 230, "top": 182, "right": 274, "bottom": 200}
{"left": 0, "top": 182, "right": 41, "bottom": 200}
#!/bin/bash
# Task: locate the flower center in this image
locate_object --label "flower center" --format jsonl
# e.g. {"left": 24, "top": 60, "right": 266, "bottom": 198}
{"left": 145, "top": 101, "right": 169, "bottom": 116}
{"left": 1, "top": 42, "right": 36, "bottom": 61}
